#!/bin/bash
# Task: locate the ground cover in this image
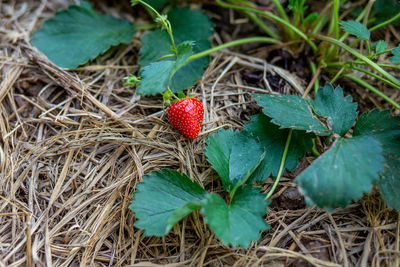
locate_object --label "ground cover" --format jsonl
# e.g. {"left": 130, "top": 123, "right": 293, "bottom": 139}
{"left": 0, "top": 0, "right": 399, "bottom": 266}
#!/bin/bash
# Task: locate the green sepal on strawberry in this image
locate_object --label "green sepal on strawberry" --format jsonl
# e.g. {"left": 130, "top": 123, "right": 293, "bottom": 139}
{"left": 164, "top": 90, "right": 204, "bottom": 139}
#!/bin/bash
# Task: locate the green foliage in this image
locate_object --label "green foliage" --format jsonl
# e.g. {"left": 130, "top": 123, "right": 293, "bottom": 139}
{"left": 141, "top": 0, "right": 169, "bottom": 10}
{"left": 175, "top": 41, "right": 195, "bottom": 69}
{"left": 288, "top": 0, "right": 307, "bottom": 13}
{"left": 372, "top": 40, "right": 387, "bottom": 54}
{"left": 311, "top": 84, "right": 358, "bottom": 136}
{"left": 31, "top": 1, "right": 134, "bottom": 69}
{"left": 204, "top": 129, "right": 264, "bottom": 192}
{"left": 252, "top": 94, "right": 330, "bottom": 135}
{"left": 130, "top": 167, "right": 271, "bottom": 247}
{"left": 130, "top": 170, "right": 206, "bottom": 236}
{"left": 254, "top": 84, "right": 358, "bottom": 137}
{"left": 288, "top": 0, "right": 308, "bottom": 27}
{"left": 202, "top": 187, "right": 269, "bottom": 247}
{"left": 304, "top": 12, "right": 318, "bottom": 24}
{"left": 372, "top": 0, "right": 400, "bottom": 24}
{"left": 252, "top": 85, "right": 397, "bottom": 210}
{"left": 139, "top": 31, "right": 170, "bottom": 65}
{"left": 128, "top": 0, "right": 400, "bottom": 246}
{"left": 139, "top": 7, "right": 214, "bottom": 93}
{"left": 137, "top": 61, "right": 175, "bottom": 95}
{"left": 390, "top": 46, "right": 400, "bottom": 64}
{"left": 137, "top": 41, "right": 194, "bottom": 95}
{"left": 30, "top": 0, "right": 400, "bottom": 248}
{"left": 243, "top": 114, "right": 313, "bottom": 181}
{"left": 123, "top": 74, "right": 140, "bottom": 87}
{"left": 296, "top": 136, "right": 384, "bottom": 209}
{"left": 131, "top": 127, "right": 273, "bottom": 247}
{"left": 211, "top": 0, "right": 400, "bottom": 110}
{"left": 340, "top": 20, "right": 370, "bottom": 40}
{"left": 354, "top": 109, "right": 400, "bottom": 211}
{"left": 131, "top": 83, "right": 399, "bottom": 245}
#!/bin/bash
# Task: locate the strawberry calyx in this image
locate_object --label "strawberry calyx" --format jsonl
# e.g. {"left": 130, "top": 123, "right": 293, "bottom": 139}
{"left": 162, "top": 88, "right": 192, "bottom": 106}
{"left": 162, "top": 88, "right": 178, "bottom": 107}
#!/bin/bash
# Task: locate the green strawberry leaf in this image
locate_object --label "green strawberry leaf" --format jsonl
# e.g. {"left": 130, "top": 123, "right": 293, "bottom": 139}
{"left": 139, "top": 30, "right": 171, "bottom": 65}
{"left": 253, "top": 94, "right": 330, "bottom": 136}
{"left": 139, "top": 7, "right": 214, "bottom": 93}
{"left": 137, "top": 60, "right": 175, "bottom": 95}
{"left": 372, "top": 0, "right": 400, "bottom": 24}
{"left": 175, "top": 41, "right": 195, "bottom": 70}
{"left": 353, "top": 109, "right": 400, "bottom": 211}
{"left": 390, "top": 46, "right": 400, "bottom": 64}
{"left": 296, "top": 136, "right": 384, "bottom": 210}
{"left": 312, "top": 84, "right": 358, "bottom": 136}
{"left": 31, "top": 1, "right": 134, "bottom": 69}
{"left": 130, "top": 169, "right": 207, "bottom": 236}
{"left": 372, "top": 40, "right": 387, "bottom": 54}
{"left": 204, "top": 129, "right": 265, "bottom": 192}
{"left": 202, "top": 186, "right": 269, "bottom": 248}
{"left": 243, "top": 114, "right": 313, "bottom": 182}
{"left": 340, "top": 20, "right": 370, "bottom": 40}
{"left": 169, "top": 39, "right": 212, "bottom": 92}
{"left": 137, "top": 41, "right": 195, "bottom": 95}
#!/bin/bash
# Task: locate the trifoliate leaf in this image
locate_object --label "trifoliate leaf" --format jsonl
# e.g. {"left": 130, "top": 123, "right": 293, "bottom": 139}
{"left": 390, "top": 46, "right": 400, "bottom": 64}
{"left": 372, "top": 40, "right": 387, "bottom": 54}
{"left": 253, "top": 94, "right": 330, "bottom": 136}
{"left": 202, "top": 187, "right": 269, "bottom": 248}
{"left": 312, "top": 84, "right": 358, "bottom": 136}
{"left": 139, "top": 7, "right": 214, "bottom": 93}
{"left": 130, "top": 169, "right": 207, "bottom": 236}
{"left": 31, "top": 1, "right": 134, "bottom": 69}
{"left": 204, "top": 129, "right": 265, "bottom": 192}
{"left": 243, "top": 114, "right": 313, "bottom": 182}
{"left": 354, "top": 109, "right": 400, "bottom": 211}
{"left": 296, "top": 136, "right": 384, "bottom": 209}
{"left": 340, "top": 20, "right": 370, "bottom": 40}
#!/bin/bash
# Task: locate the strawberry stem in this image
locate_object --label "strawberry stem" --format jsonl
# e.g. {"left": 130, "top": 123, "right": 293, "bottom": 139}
{"left": 186, "top": 37, "right": 280, "bottom": 63}
{"left": 135, "top": 0, "right": 178, "bottom": 57}
{"left": 265, "top": 129, "right": 293, "bottom": 200}
{"left": 162, "top": 88, "right": 180, "bottom": 106}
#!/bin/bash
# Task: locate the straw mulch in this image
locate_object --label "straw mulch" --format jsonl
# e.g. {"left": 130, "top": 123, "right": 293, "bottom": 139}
{"left": 1, "top": 1, "right": 399, "bottom": 266}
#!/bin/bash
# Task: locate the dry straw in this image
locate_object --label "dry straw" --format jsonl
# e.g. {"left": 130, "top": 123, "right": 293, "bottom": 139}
{"left": 1, "top": 1, "right": 399, "bottom": 266}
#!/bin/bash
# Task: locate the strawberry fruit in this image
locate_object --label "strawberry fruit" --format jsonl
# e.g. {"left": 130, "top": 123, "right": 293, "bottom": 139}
{"left": 168, "top": 96, "right": 204, "bottom": 139}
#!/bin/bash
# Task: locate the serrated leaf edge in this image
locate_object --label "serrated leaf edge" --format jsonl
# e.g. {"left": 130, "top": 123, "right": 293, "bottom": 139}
{"left": 31, "top": 1, "right": 134, "bottom": 69}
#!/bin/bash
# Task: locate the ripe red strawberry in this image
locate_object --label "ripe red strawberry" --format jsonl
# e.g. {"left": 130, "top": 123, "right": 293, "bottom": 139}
{"left": 168, "top": 96, "right": 204, "bottom": 139}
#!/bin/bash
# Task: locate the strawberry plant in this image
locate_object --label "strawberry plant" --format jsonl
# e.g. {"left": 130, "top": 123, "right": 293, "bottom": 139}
{"left": 131, "top": 84, "right": 399, "bottom": 247}
{"left": 30, "top": 0, "right": 400, "bottom": 249}
{"left": 130, "top": 130, "right": 269, "bottom": 247}
{"left": 251, "top": 84, "right": 399, "bottom": 211}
